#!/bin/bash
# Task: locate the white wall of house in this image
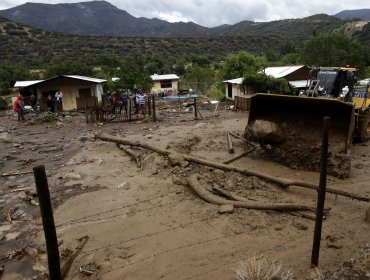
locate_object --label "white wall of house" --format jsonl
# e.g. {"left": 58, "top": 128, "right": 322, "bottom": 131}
{"left": 152, "top": 79, "right": 179, "bottom": 94}
{"left": 225, "top": 83, "right": 245, "bottom": 100}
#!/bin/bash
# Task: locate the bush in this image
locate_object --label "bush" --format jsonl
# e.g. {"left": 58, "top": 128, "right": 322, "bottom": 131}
{"left": 234, "top": 255, "right": 294, "bottom": 280}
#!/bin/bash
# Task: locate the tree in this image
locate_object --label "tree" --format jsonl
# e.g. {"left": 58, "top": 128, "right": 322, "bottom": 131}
{"left": 219, "top": 52, "right": 268, "bottom": 81}
{"left": 44, "top": 60, "right": 94, "bottom": 78}
{"left": 300, "top": 32, "right": 365, "bottom": 69}
{"left": 0, "top": 64, "right": 30, "bottom": 95}
{"left": 242, "top": 72, "right": 291, "bottom": 94}
{"left": 183, "top": 65, "right": 216, "bottom": 95}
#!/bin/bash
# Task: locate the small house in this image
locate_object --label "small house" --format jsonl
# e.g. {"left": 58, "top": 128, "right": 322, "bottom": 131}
{"left": 15, "top": 75, "right": 106, "bottom": 111}
{"left": 224, "top": 78, "right": 246, "bottom": 100}
{"left": 150, "top": 74, "right": 180, "bottom": 95}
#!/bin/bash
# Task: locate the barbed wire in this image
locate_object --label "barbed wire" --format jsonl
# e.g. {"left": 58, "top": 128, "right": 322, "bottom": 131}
{"left": 80, "top": 214, "right": 220, "bottom": 256}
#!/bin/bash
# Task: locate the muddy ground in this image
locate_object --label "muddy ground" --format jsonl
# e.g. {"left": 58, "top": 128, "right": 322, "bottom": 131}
{"left": 0, "top": 102, "right": 369, "bottom": 280}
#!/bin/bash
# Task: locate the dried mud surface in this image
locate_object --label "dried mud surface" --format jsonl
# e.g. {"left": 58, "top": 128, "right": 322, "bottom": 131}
{"left": 0, "top": 107, "right": 369, "bottom": 280}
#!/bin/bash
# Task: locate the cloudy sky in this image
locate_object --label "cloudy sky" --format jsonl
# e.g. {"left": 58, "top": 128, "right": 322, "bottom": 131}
{"left": 0, "top": 0, "right": 368, "bottom": 27}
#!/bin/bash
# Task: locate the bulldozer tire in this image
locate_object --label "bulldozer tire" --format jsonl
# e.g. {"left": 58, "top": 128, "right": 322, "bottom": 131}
{"left": 358, "top": 108, "right": 370, "bottom": 143}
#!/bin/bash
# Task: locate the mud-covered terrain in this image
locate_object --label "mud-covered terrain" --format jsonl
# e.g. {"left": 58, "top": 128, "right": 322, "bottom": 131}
{"left": 0, "top": 105, "right": 369, "bottom": 280}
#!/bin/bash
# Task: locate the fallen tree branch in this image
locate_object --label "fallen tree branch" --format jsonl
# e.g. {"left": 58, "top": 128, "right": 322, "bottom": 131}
{"left": 188, "top": 174, "right": 317, "bottom": 212}
{"left": 117, "top": 143, "right": 140, "bottom": 167}
{"left": 227, "top": 133, "right": 234, "bottom": 154}
{"left": 228, "top": 132, "right": 246, "bottom": 142}
{"left": 223, "top": 152, "right": 247, "bottom": 164}
{"left": 61, "top": 236, "right": 89, "bottom": 279}
{"left": 0, "top": 170, "right": 33, "bottom": 177}
{"left": 211, "top": 185, "right": 257, "bottom": 202}
{"left": 95, "top": 132, "right": 370, "bottom": 202}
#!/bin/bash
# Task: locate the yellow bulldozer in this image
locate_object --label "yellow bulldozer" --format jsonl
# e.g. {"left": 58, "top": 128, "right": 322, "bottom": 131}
{"left": 245, "top": 67, "right": 370, "bottom": 177}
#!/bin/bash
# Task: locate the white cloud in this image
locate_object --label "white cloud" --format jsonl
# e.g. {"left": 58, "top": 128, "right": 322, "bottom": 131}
{"left": 0, "top": 0, "right": 368, "bottom": 27}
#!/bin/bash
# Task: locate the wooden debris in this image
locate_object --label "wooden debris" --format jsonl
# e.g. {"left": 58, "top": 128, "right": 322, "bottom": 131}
{"left": 117, "top": 143, "right": 140, "bottom": 167}
{"left": 211, "top": 185, "right": 257, "bottom": 202}
{"left": 95, "top": 132, "right": 370, "bottom": 202}
{"left": 227, "top": 133, "right": 234, "bottom": 154}
{"left": 61, "top": 236, "right": 89, "bottom": 279}
{"left": 228, "top": 132, "right": 246, "bottom": 142}
{"left": 0, "top": 170, "right": 33, "bottom": 177}
{"left": 187, "top": 174, "right": 317, "bottom": 212}
{"left": 223, "top": 152, "right": 247, "bottom": 164}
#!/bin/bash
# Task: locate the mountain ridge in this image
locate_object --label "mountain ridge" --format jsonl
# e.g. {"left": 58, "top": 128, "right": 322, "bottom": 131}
{"left": 0, "top": 1, "right": 368, "bottom": 37}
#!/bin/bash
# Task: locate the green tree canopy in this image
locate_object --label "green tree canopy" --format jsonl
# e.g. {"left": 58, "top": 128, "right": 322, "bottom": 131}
{"left": 219, "top": 51, "right": 268, "bottom": 81}
{"left": 183, "top": 65, "right": 216, "bottom": 95}
{"left": 44, "top": 60, "right": 94, "bottom": 78}
{"left": 242, "top": 72, "right": 291, "bottom": 94}
{"left": 300, "top": 32, "right": 365, "bottom": 69}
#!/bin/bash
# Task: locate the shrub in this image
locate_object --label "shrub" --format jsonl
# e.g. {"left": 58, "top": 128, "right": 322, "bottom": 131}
{"left": 234, "top": 255, "right": 294, "bottom": 280}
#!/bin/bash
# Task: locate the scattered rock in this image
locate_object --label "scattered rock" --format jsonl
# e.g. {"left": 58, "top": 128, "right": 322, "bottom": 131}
{"left": 168, "top": 154, "right": 188, "bottom": 167}
{"left": 63, "top": 172, "right": 82, "bottom": 180}
{"left": 326, "top": 236, "right": 343, "bottom": 249}
{"left": 117, "top": 182, "right": 129, "bottom": 189}
{"left": 172, "top": 176, "right": 187, "bottom": 186}
{"left": 55, "top": 122, "right": 65, "bottom": 128}
{"left": 79, "top": 136, "right": 90, "bottom": 142}
{"left": 218, "top": 204, "right": 234, "bottom": 214}
{"left": 23, "top": 246, "right": 39, "bottom": 258}
{"left": 0, "top": 232, "right": 5, "bottom": 241}
{"left": 0, "top": 132, "right": 11, "bottom": 143}
{"left": 11, "top": 209, "right": 33, "bottom": 221}
{"left": 247, "top": 119, "right": 284, "bottom": 144}
{"left": 292, "top": 219, "right": 308, "bottom": 230}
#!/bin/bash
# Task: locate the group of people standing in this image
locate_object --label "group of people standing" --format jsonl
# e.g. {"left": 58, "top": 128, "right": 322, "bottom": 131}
{"left": 13, "top": 89, "right": 63, "bottom": 121}
{"left": 46, "top": 89, "right": 63, "bottom": 113}
{"left": 110, "top": 90, "right": 146, "bottom": 115}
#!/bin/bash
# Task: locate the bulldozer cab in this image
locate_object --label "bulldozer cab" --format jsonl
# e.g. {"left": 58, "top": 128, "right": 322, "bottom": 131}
{"left": 308, "top": 67, "right": 356, "bottom": 99}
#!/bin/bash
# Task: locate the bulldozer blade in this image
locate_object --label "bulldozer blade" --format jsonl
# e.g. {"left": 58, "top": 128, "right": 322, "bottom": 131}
{"left": 245, "top": 94, "right": 355, "bottom": 177}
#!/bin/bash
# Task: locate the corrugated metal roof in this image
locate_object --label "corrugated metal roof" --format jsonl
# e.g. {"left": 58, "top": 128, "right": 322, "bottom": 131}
{"left": 64, "top": 75, "right": 106, "bottom": 83}
{"left": 14, "top": 80, "right": 44, "bottom": 88}
{"left": 264, "top": 65, "right": 305, "bottom": 78}
{"left": 223, "top": 78, "right": 243, "bottom": 84}
{"left": 150, "top": 74, "right": 180, "bottom": 81}
{"left": 289, "top": 80, "right": 308, "bottom": 88}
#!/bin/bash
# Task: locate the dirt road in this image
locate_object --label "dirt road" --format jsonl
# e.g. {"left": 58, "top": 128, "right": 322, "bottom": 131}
{"left": 0, "top": 107, "right": 369, "bottom": 279}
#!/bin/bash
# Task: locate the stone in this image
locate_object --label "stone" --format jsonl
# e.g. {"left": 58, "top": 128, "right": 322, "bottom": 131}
{"left": 172, "top": 176, "right": 187, "bottom": 186}
{"left": 79, "top": 136, "right": 90, "bottom": 141}
{"left": 218, "top": 204, "right": 234, "bottom": 214}
{"left": 292, "top": 219, "right": 308, "bottom": 230}
{"left": 64, "top": 172, "right": 82, "bottom": 180}
{"left": 168, "top": 154, "right": 188, "bottom": 167}
{"left": 0, "top": 231, "right": 5, "bottom": 241}
{"left": 55, "top": 121, "right": 64, "bottom": 128}
{"left": 117, "top": 182, "right": 129, "bottom": 189}
{"left": 23, "top": 246, "right": 39, "bottom": 258}
{"left": 248, "top": 119, "right": 284, "bottom": 144}
{"left": 11, "top": 209, "right": 33, "bottom": 221}
{"left": 0, "top": 132, "right": 11, "bottom": 143}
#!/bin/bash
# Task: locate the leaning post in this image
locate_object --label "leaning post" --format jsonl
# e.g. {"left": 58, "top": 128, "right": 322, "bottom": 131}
{"left": 311, "top": 116, "right": 330, "bottom": 267}
{"left": 33, "top": 165, "right": 62, "bottom": 280}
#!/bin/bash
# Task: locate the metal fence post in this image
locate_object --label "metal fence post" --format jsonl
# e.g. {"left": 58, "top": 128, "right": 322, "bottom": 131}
{"left": 311, "top": 116, "right": 330, "bottom": 267}
{"left": 33, "top": 165, "right": 62, "bottom": 280}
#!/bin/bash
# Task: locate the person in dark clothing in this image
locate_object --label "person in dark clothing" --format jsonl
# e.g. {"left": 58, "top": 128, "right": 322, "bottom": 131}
{"left": 29, "top": 94, "right": 39, "bottom": 116}
{"left": 47, "top": 95, "right": 55, "bottom": 113}
{"left": 119, "top": 93, "right": 128, "bottom": 115}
